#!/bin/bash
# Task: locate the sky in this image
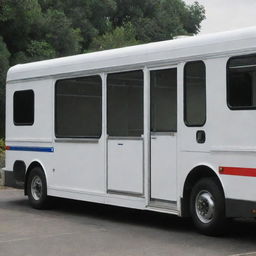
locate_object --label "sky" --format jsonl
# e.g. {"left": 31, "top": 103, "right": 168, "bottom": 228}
{"left": 184, "top": 0, "right": 256, "bottom": 34}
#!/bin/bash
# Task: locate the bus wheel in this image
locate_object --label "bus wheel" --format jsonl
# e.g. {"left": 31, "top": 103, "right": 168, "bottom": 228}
{"left": 190, "top": 177, "right": 226, "bottom": 235}
{"left": 27, "top": 167, "right": 50, "bottom": 209}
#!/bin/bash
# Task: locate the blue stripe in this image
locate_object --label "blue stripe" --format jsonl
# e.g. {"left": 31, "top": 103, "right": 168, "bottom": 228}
{"left": 7, "top": 146, "right": 54, "bottom": 153}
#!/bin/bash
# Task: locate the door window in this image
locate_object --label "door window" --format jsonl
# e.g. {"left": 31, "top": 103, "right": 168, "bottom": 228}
{"left": 150, "top": 68, "right": 177, "bottom": 132}
{"left": 107, "top": 70, "right": 143, "bottom": 137}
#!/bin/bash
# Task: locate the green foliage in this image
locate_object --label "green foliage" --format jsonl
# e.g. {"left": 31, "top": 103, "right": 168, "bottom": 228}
{"left": 43, "top": 9, "right": 82, "bottom": 56}
{"left": 131, "top": 0, "right": 205, "bottom": 42}
{"left": 0, "top": 138, "right": 5, "bottom": 168}
{"left": 184, "top": 1, "right": 206, "bottom": 34}
{"left": 38, "top": 0, "right": 117, "bottom": 49}
{"left": 26, "top": 40, "right": 56, "bottom": 61}
{"left": 0, "top": 37, "right": 10, "bottom": 84}
{"left": 0, "top": 0, "right": 206, "bottom": 138}
{"left": 0, "top": 0, "right": 43, "bottom": 57}
{"left": 0, "top": 37, "right": 10, "bottom": 137}
{"left": 89, "top": 22, "right": 140, "bottom": 51}
{"left": 0, "top": 138, "right": 4, "bottom": 153}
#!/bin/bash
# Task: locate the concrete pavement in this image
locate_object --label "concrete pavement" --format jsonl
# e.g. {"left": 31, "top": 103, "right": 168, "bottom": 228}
{"left": 1, "top": 188, "right": 256, "bottom": 256}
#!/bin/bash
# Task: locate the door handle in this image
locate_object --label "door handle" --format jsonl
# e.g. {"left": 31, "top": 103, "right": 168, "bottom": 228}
{"left": 151, "top": 137, "right": 157, "bottom": 140}
{"left": 196, "top": 130, "right": 206, "bottom": 144}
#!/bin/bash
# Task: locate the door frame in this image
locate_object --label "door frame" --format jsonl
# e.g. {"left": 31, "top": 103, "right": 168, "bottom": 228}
{"left": 144, "top": 64, "right": 179, "bottom": 207}
{"left": 105, "top": 68, "right": 145, "bottom": 196}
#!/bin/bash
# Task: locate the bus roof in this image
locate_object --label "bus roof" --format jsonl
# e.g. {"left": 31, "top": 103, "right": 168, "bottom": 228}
{"left": 7, "top": 26, "right": 256, "bottom": 83}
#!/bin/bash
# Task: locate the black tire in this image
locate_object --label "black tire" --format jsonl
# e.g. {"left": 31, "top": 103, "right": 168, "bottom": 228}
{"left": 27, "top": 167, "right": 50, "bottom": 209}
{"left": 190, "top": 177, "right": 226, "bottom": 236}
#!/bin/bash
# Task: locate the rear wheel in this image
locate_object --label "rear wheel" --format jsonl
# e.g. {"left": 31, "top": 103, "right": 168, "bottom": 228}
{"left": 190, "top": 177, "right": 226, "bottom": 235}
{"left": 27, "top": 167, "right": 50, "bottom": 209}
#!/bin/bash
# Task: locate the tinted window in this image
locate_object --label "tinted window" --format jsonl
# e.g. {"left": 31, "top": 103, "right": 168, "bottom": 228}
{"left": 227, "top": 54, "right": 256, "bottom": 109}
{"left": 14, "top": 90, "right": 34, "bottom": 125}
{"left": 184, "top": 61, "right": 206, "bottom": 126}
{"left": 107, "top": 70, "right": 143, "bottom": 137}
{"left": 55, "top": 75, "right": 102, "bottom": 138}
{"left": 150, "top": 68, "right": 177, "bottom": 132}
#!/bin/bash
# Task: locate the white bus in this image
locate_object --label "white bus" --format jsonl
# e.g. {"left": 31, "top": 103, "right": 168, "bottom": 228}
{"left": 4, "top": 27, "right": 256, "bottom": 235}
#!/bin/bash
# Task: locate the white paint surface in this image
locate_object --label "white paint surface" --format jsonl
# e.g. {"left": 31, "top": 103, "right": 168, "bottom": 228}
{"left": 107, "top": 140, "right": 143, "bottom": 194}
{"left": 151, "top": 135, "right": 177, "bottom": 201}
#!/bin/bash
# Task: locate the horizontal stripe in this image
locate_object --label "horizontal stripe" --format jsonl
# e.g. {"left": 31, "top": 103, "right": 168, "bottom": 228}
{"left": 219, "top": 167, "right": 256, "bottom": 177}
{"left": 6, "top": 146, "right": 54, "bottom": 153}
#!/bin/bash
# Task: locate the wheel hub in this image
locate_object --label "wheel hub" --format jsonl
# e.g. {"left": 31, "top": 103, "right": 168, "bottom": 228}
{"left": 31, "top": 176, "right": 42, "bottom": 201}
{"left": 195, "top": 190, "right": 215, "bottom": 224}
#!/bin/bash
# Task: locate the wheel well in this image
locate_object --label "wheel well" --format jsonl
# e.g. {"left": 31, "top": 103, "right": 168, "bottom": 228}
{"left": 13, "top": 160, "right": 26, "bottom": 183}
{"left": 24, "top": 162, "right": 44, "bottom": 195}
{"left": 181, "top": 165, "right": 224, "bottom": 217}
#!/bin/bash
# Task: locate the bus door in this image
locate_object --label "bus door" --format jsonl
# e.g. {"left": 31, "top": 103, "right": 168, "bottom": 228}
{"left": 107, "top": 70, "right": 144, "bottom": 195}
{"left": 150, "top": 68, "right": 177, "bottom": 203}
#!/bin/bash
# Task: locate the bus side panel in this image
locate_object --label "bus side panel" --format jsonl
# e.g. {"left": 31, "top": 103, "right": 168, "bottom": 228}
{"left": 50, "top": 140, "right": 105, "bottom": 194}
{"left": 208, "top": 57, "right": 256, "bottom": 206}
{"left": 5, "top": 79, "right": 54, "bottom": 179}
{"left": 178, "top": 57, "right": 256, "bottom": 218}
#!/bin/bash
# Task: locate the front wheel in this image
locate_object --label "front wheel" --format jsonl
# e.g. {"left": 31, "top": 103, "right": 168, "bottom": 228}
{"left": 190, "top": 178, "right": 226, "bottom": 235}
{"left": 27, "top": 167, "right": 50, "bottom": 209}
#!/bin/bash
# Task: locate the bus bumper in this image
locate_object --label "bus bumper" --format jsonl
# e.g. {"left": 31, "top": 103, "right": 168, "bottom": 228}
{"left": 226, "top": 199, "right": 256, "bottom": 218}
{"left": 2, "top": 169, "right": 23, "bottom": 189}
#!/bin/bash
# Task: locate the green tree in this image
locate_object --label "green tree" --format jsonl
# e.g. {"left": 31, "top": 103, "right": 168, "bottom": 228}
{"left": 89, "top": 22, "right": 140, "bottom": 51}
{"left": 0, "top": 37, "right": 10, "bottom": 137}
{"left": 111, "top": 0, "right": 158, "bottom": 28}
{"left": 0, "top": 0, "right": 43, "bottom": 61}
{"left": 26, "top": 40, "right": 56, "bottom": 61}
{"left": 43, "top": 9, "right": 82, "bottom": 57}
{"left": 38, "top": 0, "right": 117, "bottom": 49}
{"left": 183, "top": 1, "right": 206, "bottom": 34}
{"left": 132, "top": 0, "right": 205, "bottom": 42}
{"left": 0, "top": 0, "right": 206, "bottom": 138}
{"left": 0, "top": 0, "right": 84, "bottom": 63}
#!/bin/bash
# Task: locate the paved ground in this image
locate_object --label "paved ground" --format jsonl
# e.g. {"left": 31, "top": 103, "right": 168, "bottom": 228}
{"left": 1, "top": 188, "right": 256, "bottom": 256}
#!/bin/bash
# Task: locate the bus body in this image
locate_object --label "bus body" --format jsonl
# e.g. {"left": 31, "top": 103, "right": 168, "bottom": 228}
{"left": 4, "top": 27, "right": 256, "bottom": 234}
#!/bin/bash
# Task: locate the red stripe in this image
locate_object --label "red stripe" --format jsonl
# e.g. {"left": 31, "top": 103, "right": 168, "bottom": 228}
{"left": 219, "top": 167, "right": 256, "bottom": 177}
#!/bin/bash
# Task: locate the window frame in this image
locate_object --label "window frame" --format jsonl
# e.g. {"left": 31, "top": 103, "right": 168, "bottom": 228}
{"left": 54, "top": 74, "right": 102, "bottom": 139}
{"left": 183, "top": 60, "right": 207, "bottom": 127}
{"left": 13, "top": 89, "right": 35, "bottom": 126}
{"left": 227, "top": 53, "right": 256, "bottom": 110}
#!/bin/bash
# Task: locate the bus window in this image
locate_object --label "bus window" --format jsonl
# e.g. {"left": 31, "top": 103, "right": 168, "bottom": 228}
{"left": 13, "top": 90, "right": 34, "bottom": 126}
{"left": 107, "top": 70, "right": 143, "bottom": 137}
{"left": 227, "top": 54, "right": 256, "bottom": 109}
{"left": 55, "top": 75, "right": 102, "bottom": 138}
{"left": 150, "top": 68, "right": 177, "bottom": 132}
{"left": 184, "top": 61, "right": 206, "bottom": 126}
